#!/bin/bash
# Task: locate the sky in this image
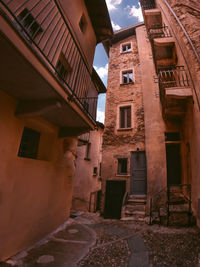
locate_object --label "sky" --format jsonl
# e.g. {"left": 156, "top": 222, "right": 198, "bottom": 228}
{"left": 93, "top": 0, "right": 144, "bottom": 123}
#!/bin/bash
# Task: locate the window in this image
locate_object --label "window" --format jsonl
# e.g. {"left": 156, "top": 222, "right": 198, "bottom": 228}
{"left": 93, "top": 167, "right": 97, "bottom": 176}
{"left": 118, "top": 158, "right": 127, "bottom": 175}
{"left": 122, "top": 70, "right": 134, "bottom": 84}
{"left": 79, "top": 14, "right": 87, "bottom": 33}
{"left": 56, "top": 52, "right": 72, "bottom": 80}
{"left": 18, "top": 127, "right": 40, "bottom": 159}
{"left": 121, "top": 43, "right": 131, "bottom": 53}
{"left": 120, "top": 106, "right": 131, "bottom": 128}
{"left": 84, "top": 143, "right": 91, "bottom": 160}
{"left": 165, "top": 132, "right": 180, "bottom": 141}
{"left": 99, "top": 162, "right": 102, "bottom": 177}
{"left": 18, "top": 8, "right": 42, "bottom": 38}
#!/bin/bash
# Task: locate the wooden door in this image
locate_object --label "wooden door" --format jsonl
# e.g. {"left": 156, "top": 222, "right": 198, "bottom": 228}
{"left": 104, "top": 180, "right": 126, "bottom": 219}
{"left": 166, "top": 143, "right": 181, "bottom": 185}
{"left": 130, "top": 151, "right": 147, "bottom": 195}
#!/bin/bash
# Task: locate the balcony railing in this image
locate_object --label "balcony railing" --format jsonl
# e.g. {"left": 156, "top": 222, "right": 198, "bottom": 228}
{"left": 0, "top": 0, "right": 98, "bottom": 123}
{"left": 159, "top": 66, "right": 190, "bottom": 90}
{"left": 148, "top": 26, "right": 172, "bottom": 40}
{"left": 140, "top": 0, "right": 155, "bottom": 10}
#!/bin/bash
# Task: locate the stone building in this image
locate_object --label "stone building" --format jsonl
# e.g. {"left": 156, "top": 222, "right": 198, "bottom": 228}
{"left": 0, "top": 0, "right": 112, "bottom": 260}
{"left": 102, "top": 0, "right": 200, "bottom": 226}
{"left": 72, "top": 122, "right": 104, "bottom": 212}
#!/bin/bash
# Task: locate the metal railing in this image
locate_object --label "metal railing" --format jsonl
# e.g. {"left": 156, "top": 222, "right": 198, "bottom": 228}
{"left": 148, "top": 25, "right": 171, "bottom": 40}
{"left": 140, "top": 0, "right": 155, "bottom": 10}
{"left": 149, "top": 184, "right": 192, "bottom": 226}
{"left": 0, "top": 0, "right": 98, "bottom": 122}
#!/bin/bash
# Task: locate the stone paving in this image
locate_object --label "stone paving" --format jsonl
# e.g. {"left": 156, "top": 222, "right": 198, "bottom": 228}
{"left": 2, "top": 212, "right": 200, "bottom": 267}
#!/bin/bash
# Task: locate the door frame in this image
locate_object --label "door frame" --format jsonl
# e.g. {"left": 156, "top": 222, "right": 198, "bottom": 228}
{"left": 130, "top": 150, "right": 147, "bottom": 195}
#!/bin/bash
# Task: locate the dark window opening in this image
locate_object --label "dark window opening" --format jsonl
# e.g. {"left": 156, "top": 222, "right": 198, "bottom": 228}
{"left": 165, "top": 132, "right": 180, "bottom": 141}
{"left": 93, "top": 167, "right": 97, "bottom": 176}
{"left": 84, "top": 143, "right": 91, "bottom": 160}
{"left": 79, "top": 14, "right": 87, "bottom": 33}
{"left": 118, "top": 158, "right": 128, "bottom": 174}
{"left": 99, "top": 162, "right": 102, "bottom": 177}
{"left": 18, "top": 127, "right": 40, "bottom": 159}
{"left": 122, "top": 70, "right": 134, "bottom": 84}
{"left": 122, "top": 43, "right": 131, "bottom": 52}
{"left": 56, "top": 52, "right": 72, "bottom": 80}
{"left": 18, "top": 8, "right": 42, "bottom": 38}
{"left": 120, "top": 106, "right": 131, "bottom": 128}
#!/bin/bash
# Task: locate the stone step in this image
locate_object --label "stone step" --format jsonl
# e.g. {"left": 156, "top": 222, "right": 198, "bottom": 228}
{"left": 125, "top": 210, "right": 145, "bottom": 216}
{"left": 125, "top": 204, "right": 146, "bottom": 212}
{"left": 128, "top": 199, "right": 147, "bottom": 205}
{"left": 121, "top": 216, "right": 149, "bottom": 222}
{"left": 129, "top": 194, "right": 147, "bottom": 200}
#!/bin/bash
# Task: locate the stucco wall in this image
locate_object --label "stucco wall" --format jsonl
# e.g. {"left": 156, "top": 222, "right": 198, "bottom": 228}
{"left": 72, "top": 128, "right": 103, "bottom": 211}
{"left": 156, "top": 0, "right": 200, "bottom": 226}
{"left": 0, "top": 90, "right": 77, "bottom": 260}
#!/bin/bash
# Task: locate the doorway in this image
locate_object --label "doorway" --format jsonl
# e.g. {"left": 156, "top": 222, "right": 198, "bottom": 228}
{"left": 104, "top": 180, "right": 126, "bottom": 219}
{"left": 166, "top": 143, "right": 181, "bottom": 185}
{"left": 130, "top": 151, "right": 147, "bottom": 195}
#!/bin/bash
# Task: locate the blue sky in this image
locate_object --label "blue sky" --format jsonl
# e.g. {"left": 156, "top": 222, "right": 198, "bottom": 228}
{"left": 93, "top": 0, "right": 143, "bottom": 123}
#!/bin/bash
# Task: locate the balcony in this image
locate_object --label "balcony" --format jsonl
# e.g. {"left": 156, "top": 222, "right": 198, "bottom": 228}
{"left": 159, "top": 66, "right": 193, "bottom": 119}
{"left": 148, "top": 26, "right": 171, "bottom": 40}
{"left": 0, "top": 0, "right": 104, "bottom": 136}
{"left": 140, "top": 0, "right": 155, "bottom": 10}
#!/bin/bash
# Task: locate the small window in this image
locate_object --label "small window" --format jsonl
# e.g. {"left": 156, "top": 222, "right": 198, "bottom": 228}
{"left": 84, "top": 143, "right": 91, "bottom": 160}
{"left": 79, "top": 14, "right": 87, "bottom": 33}
{"left": 120, "top": 106, "right": 131, "bottom": 129}
{"left": 99, "top": 162, "right": 102, "bottom": 177}
{"left": 18, "top": 8, "right": 42, "bottom": 38}
{"left": 56, "top": 52, "right": 72, "bottom": 80}
{"left": 118, "top": 158, "right": 127, "bottom": 175}
{"left": 122, "top": 43, "right": 131, "bottom": 53}
{"left": 18, "top": 127, "right": 40, "bottom": 159}
{"left": 122, "top": 70, "right": 134, "bottom": 84}
{"left": 93, "top": 167, "right": 97, "bottom": 176}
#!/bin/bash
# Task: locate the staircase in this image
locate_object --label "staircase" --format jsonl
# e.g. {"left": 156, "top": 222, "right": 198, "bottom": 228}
{"left": 121, "top": 194, "right": 147, "bottom": 221}
{"left": 150, "top": 184, "right": 194, "bottom": 226}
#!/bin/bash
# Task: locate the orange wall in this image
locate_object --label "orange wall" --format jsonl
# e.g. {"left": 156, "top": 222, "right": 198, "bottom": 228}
{"left": 0, "top": 90, "right": 76, "bottom": 260}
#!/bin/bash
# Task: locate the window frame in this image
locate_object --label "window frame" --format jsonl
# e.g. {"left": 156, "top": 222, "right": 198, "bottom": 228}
{"left": 18, "top": 127, "right": 40, "bottom": 159}
{"left": 119, "top": 105, "right": 132, "bottom": 129}
{"left": 56, "top": 52, "right": 72, "bottom": 81}
{"left": 121, "top": 69, "right": 134, "bottom": 84}
{"left": 117, "top": 158, "right": 128, "bottom": 175}
{"left": 17, "top": 8, "right": 43, "bottom": 39}
{"left": 121, "top": 42, "right": 132, "bottom": 53}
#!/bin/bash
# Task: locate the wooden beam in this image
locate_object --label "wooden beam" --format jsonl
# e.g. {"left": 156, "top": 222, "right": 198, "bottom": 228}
{"left": 15, "top": 99, "right": 62, "bottom": 117}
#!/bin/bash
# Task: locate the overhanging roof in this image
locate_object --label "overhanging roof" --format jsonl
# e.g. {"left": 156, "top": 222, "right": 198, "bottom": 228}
{"left": 103, "top": 22, "right": 145, "bottom": 55}
{"left": 92, "top": 68, "right": 107, "bottom": 94}
{"left": 85, "top": 0, "right": 113, "bottom": 43}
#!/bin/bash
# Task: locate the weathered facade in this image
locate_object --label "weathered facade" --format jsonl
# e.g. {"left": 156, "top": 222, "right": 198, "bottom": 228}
{"left": 72, "top": 122, "right": 104, "bottom": 212}
{"left": 0, "top": 0, "right": 112, "bottom": 260}
{"left": 102, "top": 0, "right": 200, "bottom": 226}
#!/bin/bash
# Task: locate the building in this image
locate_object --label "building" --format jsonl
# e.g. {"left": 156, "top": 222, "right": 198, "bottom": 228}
{"left": 102, "top": 0, "right": 200, "bottom": 226}
{"left": 72, "top": 122, "right": 104, "bottom": 212}
{"left": 0, "top": 0, "right": 112, "bottom": 260}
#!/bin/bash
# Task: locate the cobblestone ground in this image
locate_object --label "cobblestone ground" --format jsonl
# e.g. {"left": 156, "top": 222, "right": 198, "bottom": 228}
{"left": 1, "top": 212, "right": 200, "bottom": 267}
{"left": 76, "top": 213, "right": 200, "bottom": 267}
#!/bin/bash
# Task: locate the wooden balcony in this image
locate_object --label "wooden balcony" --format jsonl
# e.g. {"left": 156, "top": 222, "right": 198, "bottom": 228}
{"left": 159, "top": 66, "right": 193, "bottom": 119}
{"left": 0, "top": 0, "right": 106, "bottom": 136}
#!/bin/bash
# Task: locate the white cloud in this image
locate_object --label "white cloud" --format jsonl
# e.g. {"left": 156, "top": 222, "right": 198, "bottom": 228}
{"left": 128, "top": 3, "right": 143, "bottom": 22}
{"left": 111, "top": 20, "right": 121, "bottom": 31}
{"left": 94, "top": 64, "right": 108, "bottom": 79}
{"left": 97, "top": 110, "right": 105, "bottom": 123}
{"left": 106, "top": 0, "right": 122, "bottom": 11}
